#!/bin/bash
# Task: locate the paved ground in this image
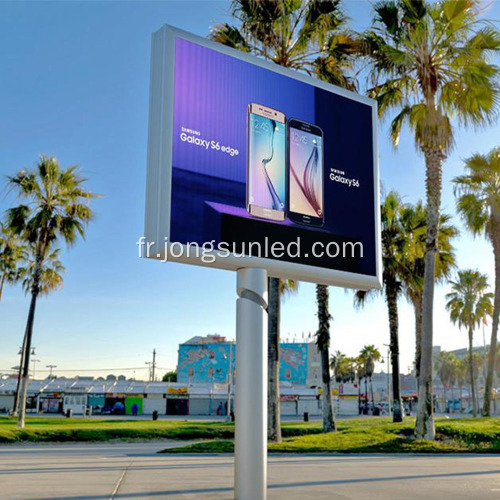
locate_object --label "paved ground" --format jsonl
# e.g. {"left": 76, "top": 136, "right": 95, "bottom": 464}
{"left": 2, "top": 442, "right": 500, "bottom": 499}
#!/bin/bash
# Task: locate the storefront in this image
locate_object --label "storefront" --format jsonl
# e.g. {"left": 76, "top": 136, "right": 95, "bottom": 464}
{"left": 63, "top": 394, "right": 87, "bottom": 415}
{"left": 38, "top": 392, "right": 63, "bottom": 414}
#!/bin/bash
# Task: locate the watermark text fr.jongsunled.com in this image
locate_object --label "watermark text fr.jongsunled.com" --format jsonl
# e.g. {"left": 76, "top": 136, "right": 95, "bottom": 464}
{"left": 137, "top": 237, "right": 363, "bottom": 264}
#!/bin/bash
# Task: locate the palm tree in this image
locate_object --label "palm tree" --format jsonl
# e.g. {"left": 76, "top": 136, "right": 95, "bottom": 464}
{"left": 213, "top": 0, "right": 359, "bottom": 438}
{"left": 355, "top": 192, "right": 415, "bottom": 422}
{"left": 399, "top": 203, "right": 457, "bottom": 383}
{"left": 446, "top": 270, "right": 493, "bottom": 417}
{"left": 210, "top": 0, "right": 359, "bottom": 90}
{"left": 0, "top": 223, "right": 26, "bottom": 301}
{"left": 316, "top": 284, "right": 335, "bottom": 432}
{"left": 359, "top": 345, "right": 381, "bottom": 408}
{"left": 365, "top": 0, "right": 500, "bottom": 439}
{"left": 454, "top": 147, "right": 500, "bottom": 416}
{"left": 268, "top": 277, "right": 298, "bottom": 442}
{"left": 12, "top": 246, "right": 65, "bottom": 416}
{"left": 6, "top": 156, "right": 95, "bottom": 427}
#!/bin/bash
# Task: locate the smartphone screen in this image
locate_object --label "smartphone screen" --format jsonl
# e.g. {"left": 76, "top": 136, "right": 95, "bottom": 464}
{"left": 247, "top": 105, "right": 286, "bottom": 221}
{"left": 288, "top": 120, "right": 324, "bottom": 226}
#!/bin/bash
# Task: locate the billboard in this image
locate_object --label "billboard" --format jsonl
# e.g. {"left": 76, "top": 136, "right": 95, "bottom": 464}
{"left": 145, "top": 25, "right": 381, "bottom": 289}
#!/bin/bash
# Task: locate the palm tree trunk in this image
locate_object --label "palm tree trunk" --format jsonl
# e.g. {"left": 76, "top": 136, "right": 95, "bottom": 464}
{"left": 459, "top": 385, "right": 463, "bottom": 413}
{"left": 370, "top": 376, "right": 375, "bottom": 407}
{"left": 316, "top": 284, "right": 335, "bottom": 432}
{"left": 416, "top": 148, "right": 443, "bottom": 440}
{"left": 468, "top": 329, "right": 477, "bottom": 418}
{"left": 17, "top": 252, "right": 42, "bottom": 428}
{"left": 386, "top": 281, "right": 403, "bottom": 422}
{"left": 414, "top": 295, "right": 423, "bottom": 381}
{"left": 17, "top": 286, "right": 39, "bottom": 427}
{"left": 267, "top": 277, "right": 282, "bottom": 443}
{"left": 13, "top": 327, "right": 27, "bottom": 416}
{"left": 483, "top": 218, "right": 500, "bottom": 416}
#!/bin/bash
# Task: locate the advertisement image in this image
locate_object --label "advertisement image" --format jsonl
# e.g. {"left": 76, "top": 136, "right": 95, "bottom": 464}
{"left": 146, "top": 26, "right": 381, "bottom": 288}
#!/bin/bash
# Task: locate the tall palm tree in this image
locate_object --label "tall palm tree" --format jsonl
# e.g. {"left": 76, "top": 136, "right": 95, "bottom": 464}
{"left": 365, "top": 0, "right": 500, "bottom": 439}
{"left": 211, "top": 0, "right": 359, "bottom": 90}
{"left": 399, "top": 203, "right": 457, "bottom": 383}
{"left": 446, "top": 270, "right": 493, "bottom": 417}
{"left": 454, "top": 147, "right": 500, "bottom": 416}
{"left": 359, "top": 345, "right": 381, "bottom": 407}
{"left": 355, "top": 191, "right": 415, "bottom": 422}
{"left": 316, "top": 284, "right": 335, "bottom": 431}
{"left": 212, "top": 0, "right": 359, "bottom": 438}
{"left": 12, "top": 246, "right": 65, "bottom": 416}
{"left": 268, "top": 277, "right": 298, "bottom": 442}
{"left": 0, "top": 223, "right": 26, "bottom": 302}
{"left": 6, "top": 156, "right": 95, "bottom": 427}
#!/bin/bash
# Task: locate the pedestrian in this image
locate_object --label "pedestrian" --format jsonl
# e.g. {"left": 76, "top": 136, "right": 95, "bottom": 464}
{"left": 131, "top": 402, "right": 139, "bottom": 416}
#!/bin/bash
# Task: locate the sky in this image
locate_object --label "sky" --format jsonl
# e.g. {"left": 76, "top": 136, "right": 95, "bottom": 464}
{"left": 1, "top": 0, "right": 499, "bottom": 381}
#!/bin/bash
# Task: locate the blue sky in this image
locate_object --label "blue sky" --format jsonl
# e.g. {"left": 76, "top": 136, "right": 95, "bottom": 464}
{"left": 1, "top": 1, "right": 499, "bottom": 380}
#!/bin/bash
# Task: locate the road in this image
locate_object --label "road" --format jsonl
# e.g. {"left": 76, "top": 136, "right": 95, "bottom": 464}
{"left": 1, "top": 442, "right": 500, "bottom": 499}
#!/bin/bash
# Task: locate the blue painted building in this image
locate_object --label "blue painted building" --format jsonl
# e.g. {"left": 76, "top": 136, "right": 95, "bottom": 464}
{"left": 177, "top": 335, "right": 319, "bottom": 386}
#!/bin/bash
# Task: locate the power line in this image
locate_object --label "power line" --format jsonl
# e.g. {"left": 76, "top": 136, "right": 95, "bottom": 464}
{"left": 0, "top": 366, "right": 174, "bottom": 373}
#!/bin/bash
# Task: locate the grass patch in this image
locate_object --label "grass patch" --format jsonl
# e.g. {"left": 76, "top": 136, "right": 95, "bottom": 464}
{"left": 0, "top": 416, "right": 234, "bottom": 444}
{"left": 0, "top": 416, "right": 327, "bottom": 444}
{"left": 163, "top": 417, "right": 500, "bottom": 454}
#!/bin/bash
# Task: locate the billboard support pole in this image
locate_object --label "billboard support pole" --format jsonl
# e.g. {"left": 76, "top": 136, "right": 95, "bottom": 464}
{"left": 235, "top": 268, "right": 268, "bottom": 500}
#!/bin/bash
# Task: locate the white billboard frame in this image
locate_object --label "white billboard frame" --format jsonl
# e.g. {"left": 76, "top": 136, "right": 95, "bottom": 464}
{"left": 145, "top": 24, "right": 382, "bottom": 290}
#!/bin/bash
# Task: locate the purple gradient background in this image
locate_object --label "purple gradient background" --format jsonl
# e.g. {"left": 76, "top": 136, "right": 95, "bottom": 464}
{"left": 173, "top": 38, "right": 314, "bottom": 183}
{"left": 170, "top": 38, "right": 376, "bottom": 276}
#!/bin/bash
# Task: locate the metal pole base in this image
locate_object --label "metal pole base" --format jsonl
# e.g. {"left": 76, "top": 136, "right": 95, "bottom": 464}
{"left": 235, "top": 268, "right": 268, "bottom": 500}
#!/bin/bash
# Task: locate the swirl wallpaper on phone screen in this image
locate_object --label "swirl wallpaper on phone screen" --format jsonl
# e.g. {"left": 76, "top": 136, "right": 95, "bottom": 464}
{"left": 170, "top": 38, "right": 376, "bottom": 275}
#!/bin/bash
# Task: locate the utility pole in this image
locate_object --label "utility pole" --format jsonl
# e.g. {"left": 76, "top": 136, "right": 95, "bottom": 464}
{"left": 145, "top": 362, "right": 152, "bottom": 382}
{"left": 31, "top": 357, "right": 40, "bottom": 380}
{"left": 46, "top": 365, "right": 57, "bottom": 378}
{"left": 152, "top": 349, "right": 157, "bottom": 382}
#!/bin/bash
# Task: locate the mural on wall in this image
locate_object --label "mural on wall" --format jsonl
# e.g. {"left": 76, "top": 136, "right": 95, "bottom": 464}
{"left": 178, "top": 344, "right": 236, "bottom": 384}
{"left": 178, "top": 342, "right": 310, "bottom": 385}
{"left": 279, "top": 343, "right": 308, "bottom": 385}
{"left": 177, "top": 343, "right": 308, "bottom": 385}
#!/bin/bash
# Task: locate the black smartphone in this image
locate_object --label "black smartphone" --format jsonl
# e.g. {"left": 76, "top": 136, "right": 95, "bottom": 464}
{"left": 288, "top": 118, "right": 324, "bottom": 227}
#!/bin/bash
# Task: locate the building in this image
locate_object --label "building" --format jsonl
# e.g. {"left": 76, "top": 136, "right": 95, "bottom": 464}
{"left": 177, "top": 334, "right": 321, "bottom": 387}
